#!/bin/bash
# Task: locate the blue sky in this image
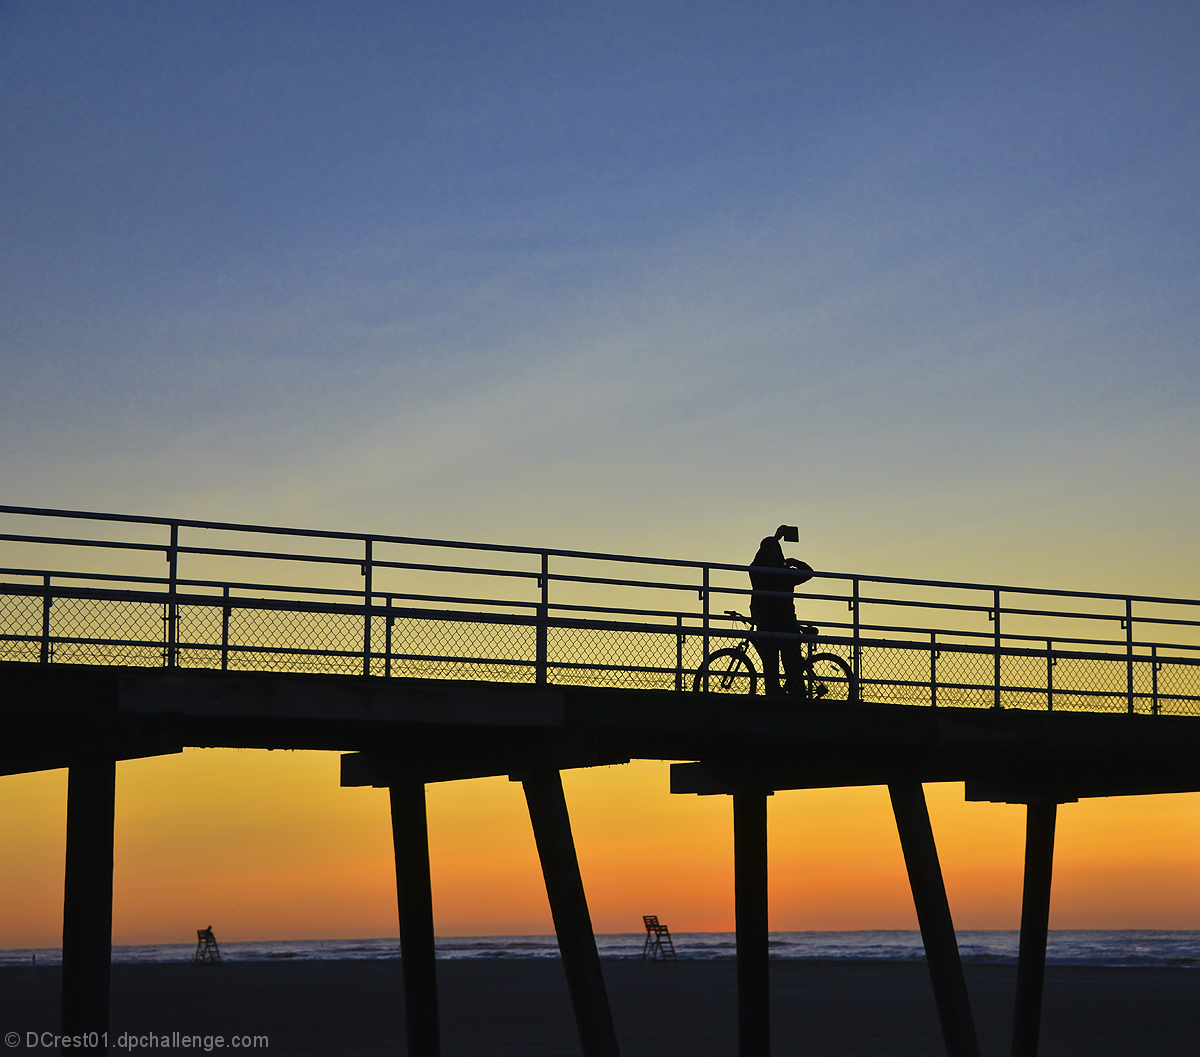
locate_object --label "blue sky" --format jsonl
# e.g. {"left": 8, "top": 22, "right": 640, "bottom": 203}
{"left": 3, "top": 0, "right": 1198, "bottom": 593}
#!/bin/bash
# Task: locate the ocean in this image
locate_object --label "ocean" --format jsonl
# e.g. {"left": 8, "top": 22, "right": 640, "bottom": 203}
{"left": 3, "top": 931, "right": 1198, "bottom": 968}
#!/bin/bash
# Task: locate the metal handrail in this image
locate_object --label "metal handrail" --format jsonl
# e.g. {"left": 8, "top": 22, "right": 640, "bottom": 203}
{"left": 3, "top": 504, "right": 1199, "bottom": 716}
{"left": 2, "top": 502, "right": 1198, "bottom": 607}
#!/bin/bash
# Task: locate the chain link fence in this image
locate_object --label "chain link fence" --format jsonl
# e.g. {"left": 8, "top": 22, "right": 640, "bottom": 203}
{"left": 5, "top": 587, "right": 1198, "bottom": 715}
{"left": 3, "top": 504, "right": 1200, "bottom": 716}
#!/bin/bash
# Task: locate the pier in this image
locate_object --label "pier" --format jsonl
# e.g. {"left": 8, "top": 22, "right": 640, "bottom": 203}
{"left": 3, "top": 504, "right": 1200, "bottom": 1056}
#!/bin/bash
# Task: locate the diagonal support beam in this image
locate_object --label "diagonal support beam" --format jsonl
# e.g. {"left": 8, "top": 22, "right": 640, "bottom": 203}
{"left": 734, "top": 792, "right": 770, "bottom": 1057}
{"left": 389, "top": 782, "right": 441, "bottom": 1057}
{"left": 889, "top": 782, "right": 980, "bottom": 1057}
{"left": 61, "top": 760, "right": 116, "bottom": 1050}
{"left": 1011, "top": 802, "right": 1058, "bottom": 1057}
{"left": 521, "top": 769, "right": 621, "bottom": 1057}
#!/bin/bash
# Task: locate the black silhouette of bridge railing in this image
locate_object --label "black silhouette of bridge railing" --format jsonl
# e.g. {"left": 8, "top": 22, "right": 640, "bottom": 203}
{"left": 1, "top": 504, "right": 1199, "bottom": 715}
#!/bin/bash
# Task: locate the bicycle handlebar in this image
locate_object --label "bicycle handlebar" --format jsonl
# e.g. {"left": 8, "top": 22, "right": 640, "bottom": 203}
{"left": 721, "top": 610, "right": 822, "bottom": 638}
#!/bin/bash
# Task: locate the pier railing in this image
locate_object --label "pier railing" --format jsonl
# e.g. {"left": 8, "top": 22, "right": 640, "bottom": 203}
{"left": 1, "top": 505, "right": 1198, "bottom": 715}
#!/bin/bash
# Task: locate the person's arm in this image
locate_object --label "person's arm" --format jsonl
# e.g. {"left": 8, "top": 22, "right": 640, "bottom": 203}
{"left": 784, "top": 557, "right": 814, "bottom": 585}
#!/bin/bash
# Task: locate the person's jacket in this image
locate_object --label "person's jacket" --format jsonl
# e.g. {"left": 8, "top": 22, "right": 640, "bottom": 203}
{"left": 749, "top": 557, "right": 814, "bottom": 629}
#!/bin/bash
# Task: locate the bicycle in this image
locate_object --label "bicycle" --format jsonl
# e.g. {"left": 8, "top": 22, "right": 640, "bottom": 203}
{"left": 693, "top": 611, "right": 857, "bottom": 700}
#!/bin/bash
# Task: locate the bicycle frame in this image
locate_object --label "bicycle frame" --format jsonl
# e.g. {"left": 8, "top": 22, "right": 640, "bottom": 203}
{"left": 720, "top": 610, "right": 819, "bottom": 668}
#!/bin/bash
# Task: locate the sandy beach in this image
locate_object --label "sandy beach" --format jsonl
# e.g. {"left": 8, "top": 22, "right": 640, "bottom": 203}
{"left": 2, "top": 959, "right": 1198, "bottom": 1055}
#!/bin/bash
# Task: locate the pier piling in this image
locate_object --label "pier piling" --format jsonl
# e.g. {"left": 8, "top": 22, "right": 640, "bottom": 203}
{"left": 389, "top": 782, "right": 441, "bottom": 1057}
{"left": 522, "top": 769, "right": 620, "bottom": 1057}
{"left": 1011, "top": 802, "right": 1058, "bottom": 1057}
{"left": 889, "top": 782, "right": 980, "bottom": 1057}
{"left": 61, "top": 759, "right": 116, "bottom": 1050}
{"left": 733, "top": 791, "right": 770, "bottom": 1057}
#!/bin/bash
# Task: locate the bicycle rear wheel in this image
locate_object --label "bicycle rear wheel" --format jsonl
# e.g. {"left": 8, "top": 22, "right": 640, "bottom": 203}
{"left": 693, "top": 648, "right": 759, "bottom": 695}
{"left": 800, "top": 653, "right": 857, "bottom": 702}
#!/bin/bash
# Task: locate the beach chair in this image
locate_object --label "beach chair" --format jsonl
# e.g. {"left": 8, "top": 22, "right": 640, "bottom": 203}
{"left": 194, "top": 925, "right": 222, "bottom": 965}
{"left": 641, "top": 915, "right": 677, "bottom": 963}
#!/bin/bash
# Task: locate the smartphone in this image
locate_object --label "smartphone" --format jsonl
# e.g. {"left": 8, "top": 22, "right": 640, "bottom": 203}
{"left": 780, "top": 525, "right": 799, "bottom": 543}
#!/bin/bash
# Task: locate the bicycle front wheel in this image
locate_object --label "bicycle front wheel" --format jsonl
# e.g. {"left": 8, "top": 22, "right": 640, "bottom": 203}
{"left": 802, "top": 653, "right": 857, "bottom": 702}
{"left": 693, "top": 649, "right": 759, "bottom": 695}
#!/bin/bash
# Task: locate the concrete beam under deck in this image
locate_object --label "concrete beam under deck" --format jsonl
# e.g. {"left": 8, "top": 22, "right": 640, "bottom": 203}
{"left": 5, "top": 662, "right": 1200, "bottom": 795}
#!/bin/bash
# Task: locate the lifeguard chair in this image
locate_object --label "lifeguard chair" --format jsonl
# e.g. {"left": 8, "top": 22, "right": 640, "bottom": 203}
{"left": 194, "top": 926, "right": 222, "bottom": 965}
{"left": 641, "top": 915, "right": 677, "bottom": 963}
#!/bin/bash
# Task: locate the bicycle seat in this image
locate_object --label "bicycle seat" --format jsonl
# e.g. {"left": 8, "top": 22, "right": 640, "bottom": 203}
{"left": 799, "top": 624, "right": 819, "bottom": 637}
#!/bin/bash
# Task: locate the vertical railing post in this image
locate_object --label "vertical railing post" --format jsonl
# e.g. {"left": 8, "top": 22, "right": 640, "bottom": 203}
{"left": 166, "top": 523, "right": 179, "bottom": 668}
{"left": 992, "top": 589, "right": 1001, "bottom": 709}
{"left": 220, "top": 586, "right": 230, "bottom": 671}
{"left": 675, "top": 615, "right": 684, "bottom": 692}
{"left": 362, "top": 539, "right": 374, "bottom": 677}
{"left": 1046, "top": 640, "right": 1054, "bottom": 712}
{"left": 1152, "top": 646, "right": 1160, "bottom": 716}
{"left": 536, "top": 553, "right": 549, "bottom": 686}
{"left": 40, "top": 573, "right": 53, "bottom": 664}
{"left": 1125, "top": 598, "right": 1134, "bottom": 714}
{"left": 852, "top": 578, "right": 861, "bottom": 687}
{"left": 701, "top": 566, "right": 710, "bottom": 684}
{"left": 386, "top": 596, "right": 394, "bottom": 679}
{"left": 930, "top": 632, "right": 938, "bottom": 708}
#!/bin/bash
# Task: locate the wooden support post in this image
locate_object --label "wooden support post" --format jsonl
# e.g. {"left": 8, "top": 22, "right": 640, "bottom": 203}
{"left": 522, "top": 769, "right": 620, "bottom": 1057}
{"left": 733, "top": 792, "right": 770, "bottom": 1057}
{"left": 389, "top": 782, "right": 440, "bottom": 1057}
{"left": 889, "top": 782, "right": 980, "bottom": 1057}
{"left": 1011, "top": 802, "right": 1057, "bottom": 1057}
{"left": 61, "top": 760, "right": 116, "bottom": 1050}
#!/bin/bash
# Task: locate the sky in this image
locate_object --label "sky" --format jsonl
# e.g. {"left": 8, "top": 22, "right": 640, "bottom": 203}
{"left": 1, "top": 0, "right": 1199, "bottom": 946}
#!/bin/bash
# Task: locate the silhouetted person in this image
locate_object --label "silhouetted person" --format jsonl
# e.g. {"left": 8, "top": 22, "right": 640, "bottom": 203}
{"left": 749, "top": 526, "right": 814, "bottom": 696}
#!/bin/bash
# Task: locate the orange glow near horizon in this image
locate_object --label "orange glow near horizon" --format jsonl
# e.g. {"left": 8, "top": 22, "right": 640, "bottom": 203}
{"left": 1, "top": 751, "right": 1200, "bottom": 950}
